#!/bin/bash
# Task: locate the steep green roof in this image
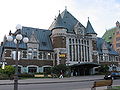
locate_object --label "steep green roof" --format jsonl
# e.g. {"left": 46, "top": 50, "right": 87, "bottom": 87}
{"left": 102, "top": 27, "right": 116, "bottom": 43}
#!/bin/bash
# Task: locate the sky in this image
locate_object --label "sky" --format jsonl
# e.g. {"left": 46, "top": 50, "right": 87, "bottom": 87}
{"left": 0, "top": 0, "right": 120, "bottom": 42}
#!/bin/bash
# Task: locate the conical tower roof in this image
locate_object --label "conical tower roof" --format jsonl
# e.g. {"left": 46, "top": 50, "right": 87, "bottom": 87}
{"left": 86, "top": 19, "right": 97, "bottom": 35}
{"left": 49, "top": 9, "right": 84, "bottom": 33}
{"left": 51, "top": 13, "right": 65, "bottom": 30}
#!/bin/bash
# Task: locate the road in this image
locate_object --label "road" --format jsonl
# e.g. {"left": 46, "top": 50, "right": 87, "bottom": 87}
{"left": 0, "top": 75, "right": 119, "bottom": 90}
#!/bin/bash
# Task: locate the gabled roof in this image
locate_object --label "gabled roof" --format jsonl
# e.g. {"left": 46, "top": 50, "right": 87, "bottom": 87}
{"left": 49, "top": 9, "right": 84, "bottom": 33}
{"left": 4, "top": 27, "right": 53, "bottom": 51}
{"left": 96, "top": 37, "right": 118, "bottom": 55}
{"left": 86, "top": 20, "right": 97, "bottom": 35}
{"left": 60, "top": 9, "right": 79, "bottom": 33}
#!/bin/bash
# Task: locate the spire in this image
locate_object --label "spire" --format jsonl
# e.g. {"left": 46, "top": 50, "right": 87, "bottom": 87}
{"left": 88, "top": 17, "right": 89, "bottom": 20}
{"left": 9, "top": 30, "right": 12, "bottom": 35}
{"left": 116, "top": 21, "right": 120, "bottom": 27}
{"left": 52, "top": 12, "right": 65, "bottom": 30}
{"left": 65, "top": 6, "right": 67, "bottom": 10}
{"left": 86, "top": 18, "right": 97, "bottom": 35}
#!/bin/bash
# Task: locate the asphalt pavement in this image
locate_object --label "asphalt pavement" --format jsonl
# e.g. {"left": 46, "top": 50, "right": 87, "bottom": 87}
{"left": 0, "top": 75, "right": 119, "bottom": 90}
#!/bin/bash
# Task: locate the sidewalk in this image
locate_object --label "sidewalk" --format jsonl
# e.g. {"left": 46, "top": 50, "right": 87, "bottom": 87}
{"left": 0, "top": 75, "right": 119, "bottom": 90}
{"left": 81, "top": 86, "right": 107, "bottom": 90}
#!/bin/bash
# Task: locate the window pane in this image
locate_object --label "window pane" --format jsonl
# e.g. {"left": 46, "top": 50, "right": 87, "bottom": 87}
{"left": 43, "top": 52, "right": 47, "bottom": 59}
{"left": 38, "top": 52, "right": 42, "bottom": 59}
{"left": 33, "top": 51, "right": 37, "bottom": 59}
{"left": 5, "top": 50, "right": 11, "bottom": 57}
{"left": 48, "top": 53, "right": 51, "bottom": 59}
{"left": 22, "top": 51, "right": 27, "bottom": 58}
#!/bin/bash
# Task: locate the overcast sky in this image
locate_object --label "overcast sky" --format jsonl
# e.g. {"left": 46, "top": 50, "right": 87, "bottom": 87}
{"left": 0, "top": 0, "right": 120, "bottom": 42}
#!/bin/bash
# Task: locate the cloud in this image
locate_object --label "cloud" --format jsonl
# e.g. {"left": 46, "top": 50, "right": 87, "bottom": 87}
{"left": 70, "top": 0, "right": 120, "bottom": 37}
{"left": 0, "top": 0, "right": 120, "bottom": 42}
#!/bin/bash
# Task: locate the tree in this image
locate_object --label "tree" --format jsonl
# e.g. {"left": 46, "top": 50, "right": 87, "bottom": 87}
{"left": 3, "top": 65, "right": 15, "bottom": 77}
{"left": 98, "top": 65, "right": 109, "bottom": 74}
{"left": 51, "top": 64, "right": 69, "bottom": 76}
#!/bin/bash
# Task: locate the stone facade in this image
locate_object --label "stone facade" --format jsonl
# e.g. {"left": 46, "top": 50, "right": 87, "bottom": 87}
{"left": 0, "top": 9, "right": 119, "bottom": 75}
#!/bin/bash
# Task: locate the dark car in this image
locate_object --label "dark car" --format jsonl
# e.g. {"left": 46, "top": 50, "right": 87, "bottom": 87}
{"left": 104, "top": 72, "right": 120, "bottom": 80}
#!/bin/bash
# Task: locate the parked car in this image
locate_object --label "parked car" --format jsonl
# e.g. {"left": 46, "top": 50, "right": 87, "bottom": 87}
{"left": 104, "top": 72, "right": 120, "bottom": 80}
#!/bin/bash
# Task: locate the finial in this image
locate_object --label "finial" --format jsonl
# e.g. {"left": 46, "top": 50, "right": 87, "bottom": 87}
{"left": 88, "top": 17, "right": 89, "bottom": 20}
{"left": 59, "top": 10, "right": 60, "bottom": 14}
{"left": 65, "top": 6, "right": 67, "bottom": 10}
{"left": 9, "top": 30, "right": 12, "bottom": 35}
{"left": 54, "top": 16, "right": 56, "bottom": 20}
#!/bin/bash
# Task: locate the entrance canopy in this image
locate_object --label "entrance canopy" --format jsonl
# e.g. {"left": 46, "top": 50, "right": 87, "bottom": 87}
{"left": 71, "top": 62, "right": 100, "bottom": 68}
{"left": 70, "top": 62, "right": 101, "bottom": 76}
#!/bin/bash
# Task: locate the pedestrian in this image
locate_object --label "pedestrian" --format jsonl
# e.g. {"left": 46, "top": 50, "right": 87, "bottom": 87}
{"left": 59, "top": 70, "right": 63, "bottom": 79}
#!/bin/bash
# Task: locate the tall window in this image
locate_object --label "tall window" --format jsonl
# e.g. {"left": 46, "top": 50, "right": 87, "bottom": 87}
{"left": 69, "top": 38, "right": 71, "bottom": 44}
{"left": 69, "top": 45, "right": 72, "bottom": 61}
{"left": 79, "top": 45, "right": 81, "bottom": 61}
{"left": 76, "top": 39, "right": 78, "bottom": 44}
{"left": 82, "top": 45, "right": 84, "bottom": 61}
{"left": 76, "top": 45, "right": 78, "bottom": 61}
{"left": 72, "top": 39, "right": 74, "bottom": 44}
{"left": 38, "top": 52, "right": 42, "bottom": 59}
{"left": 33, "top": 51, "right": 37, "bottom": 59}
{"left": 22, "top": 50, "right": 27, "bottom": 59}
{"left": 48, "top": 53, "right": 51, "bottom": 60}
{"left": 73, "top": 45, "right": 75, "bottom": 61}
{"left": 100, "top": 55, "right": 103, "bottom": 61}
{"left": 85, "top": 46, "right": 87, "bottom": 61}
{"left": 5, "top": 50, "right": 11, "bottom": 57}
{"left": 28, "top": 50, "right": 32, "bottom": 59}
{"left": 87, "top": 47, "right": 90, "bottom": 61}
{"left": 43, "top": 52, "right": 47, "bottom": 59}
{"left": 87, "top": 40, "right": 89, "bottom": 45}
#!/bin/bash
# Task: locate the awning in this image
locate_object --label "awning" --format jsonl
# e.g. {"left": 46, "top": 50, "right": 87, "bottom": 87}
{"left": 71, "top": 62, "right": 101, "bottom": 68}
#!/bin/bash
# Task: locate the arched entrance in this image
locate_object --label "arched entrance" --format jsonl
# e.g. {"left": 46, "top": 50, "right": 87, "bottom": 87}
{"left": 43, "top": 66, "right": 52, "bottom": 74}
{"left": 27, "top": 65, "right": 38, "bottom": 73}
{"left": 71, "top": 62, "right": 100, "bottom": 76}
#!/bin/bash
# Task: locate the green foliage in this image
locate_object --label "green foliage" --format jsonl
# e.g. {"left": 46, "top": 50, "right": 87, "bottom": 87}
{"left": 0, "top": 65, "right": 15, "bottom": 80}
{"left": 0, "top": 74, "right": 9, "bottom": 80}
{"left": 51, "top": 64, "right": 69, "bottom": 76}
{"left": 4, "top": 65, "right": 15, "bottom": 76}
{"left": 0, "top": 65, "right": 15, "bottom": 76}
{"left": 98, "top": 65, "right": 109, "bottom": 74}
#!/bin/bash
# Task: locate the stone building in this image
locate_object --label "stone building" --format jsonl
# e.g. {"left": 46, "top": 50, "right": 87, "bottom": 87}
{"left": 102, "top": 21, "right": 120, "bottom": 54}
{"left": 0, "top": 9, "right": 119, "bottom": 75}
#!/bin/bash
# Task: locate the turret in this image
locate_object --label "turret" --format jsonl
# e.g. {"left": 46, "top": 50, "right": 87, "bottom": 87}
{"left": 116, "top": 21, "right": 120, "bottom": 28}
{"left": 86, "top": 17, "right": 97, "bottom": 38}
{"left": 50, "top": 12, "right": 67, "bottom": 65}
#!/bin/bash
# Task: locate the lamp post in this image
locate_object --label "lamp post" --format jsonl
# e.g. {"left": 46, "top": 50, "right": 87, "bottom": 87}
{"left": 7, "top": 24, "right": 29, "bottom": 90}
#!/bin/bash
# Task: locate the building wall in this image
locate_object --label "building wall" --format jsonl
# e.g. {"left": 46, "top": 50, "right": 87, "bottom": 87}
{"left": 3, "top": 48, "right": 54, "bottom": 73}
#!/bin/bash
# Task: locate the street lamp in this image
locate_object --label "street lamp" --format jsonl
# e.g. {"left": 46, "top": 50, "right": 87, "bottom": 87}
{"left": 7, "top": 24, "right": 29, "bottom": 90}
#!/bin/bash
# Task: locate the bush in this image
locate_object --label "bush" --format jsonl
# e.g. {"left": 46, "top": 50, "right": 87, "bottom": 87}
{"left": 98, "top": 65, "right": 109, "bottom": 74}
{"left": 3, "top": 65, "right": 15, "bottom": 77}
{"left": 0, "top": 65, "right": 15, "bottom": 80}
{"left": 0, "top": 74, "right": 9, "bottom": 80}
{"left": 51, "top": 64, "right": 69, "bottom": 76}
